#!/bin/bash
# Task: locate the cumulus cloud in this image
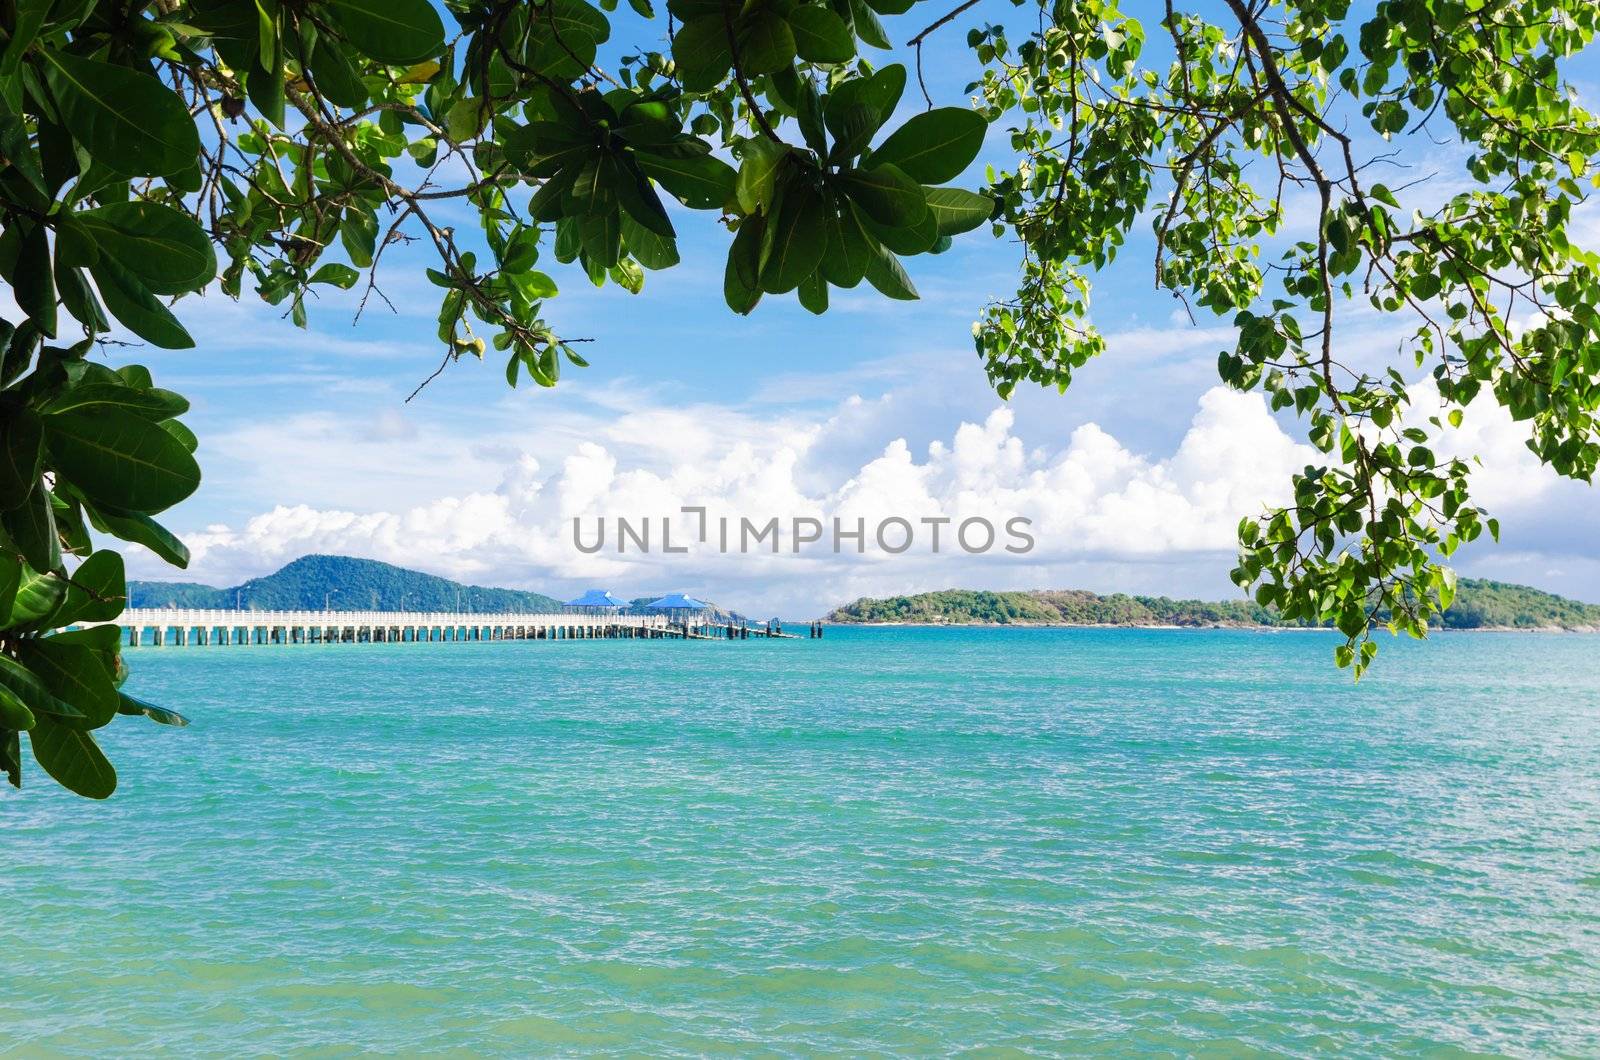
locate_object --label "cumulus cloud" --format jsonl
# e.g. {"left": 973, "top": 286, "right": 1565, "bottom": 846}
{"left": 135, "top": 386, "right": 1341, "bottom": 615}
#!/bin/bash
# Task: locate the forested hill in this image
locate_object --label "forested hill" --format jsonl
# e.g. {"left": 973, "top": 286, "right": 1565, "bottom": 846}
{"left": 128, "top": 555, "right": 562, "bottom": 612}
{"left": 827, "top": 581, "right": 1600, "bottom": 631}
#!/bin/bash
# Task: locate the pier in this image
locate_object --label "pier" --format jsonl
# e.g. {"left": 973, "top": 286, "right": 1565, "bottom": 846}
{"left": 91, "top": 609, "right": 805, "bottom": 647}
{"left": 100, "top": 609, "right": 670, "bottom": 647}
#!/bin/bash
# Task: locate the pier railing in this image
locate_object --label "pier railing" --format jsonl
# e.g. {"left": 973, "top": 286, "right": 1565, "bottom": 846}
{"left": 93, "top": 608, "right": 673, "bottom": 646}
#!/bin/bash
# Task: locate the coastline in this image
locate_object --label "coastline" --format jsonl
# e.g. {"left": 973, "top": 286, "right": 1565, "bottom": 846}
{"left": 824, "top": 620, "right": 1600, "bottom": 633}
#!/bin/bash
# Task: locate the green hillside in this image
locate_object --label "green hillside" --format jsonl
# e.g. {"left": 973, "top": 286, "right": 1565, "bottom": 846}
{"left": 827, "top": 580, "right": 1600, "bottom": 631}
{"left": 128, "top": 555, "right": 562, "bottom": 612}
{"left": 1438, "top": 579, "right": 1600, "bottom": 629}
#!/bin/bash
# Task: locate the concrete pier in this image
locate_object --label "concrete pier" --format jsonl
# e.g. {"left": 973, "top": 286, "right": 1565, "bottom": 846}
{"left": 95, "top": 609, "right": 679, "bottom": 647}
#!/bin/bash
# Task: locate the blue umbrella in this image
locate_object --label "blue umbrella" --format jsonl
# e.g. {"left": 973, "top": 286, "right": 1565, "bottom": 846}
{"left": 565, "top": 589, "right": 625, "bottom": 609}
{"left": 642, "top": 593, "right": 712, "bottom": 611}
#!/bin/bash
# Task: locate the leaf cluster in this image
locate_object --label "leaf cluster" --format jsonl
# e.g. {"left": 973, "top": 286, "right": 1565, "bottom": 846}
{"left": 971, "top": 0, "right": 1600, "bottom": 676}
{"left": 0, "top": 0, "right": 1002, "bottom": 795}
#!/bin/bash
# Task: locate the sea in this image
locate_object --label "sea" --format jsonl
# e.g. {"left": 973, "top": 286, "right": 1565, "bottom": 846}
{"left": 3, "top": 626, "right": 1598, "bottom": 1055}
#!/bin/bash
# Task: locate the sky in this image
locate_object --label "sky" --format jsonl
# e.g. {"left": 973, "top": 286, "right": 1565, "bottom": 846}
{"left": 88, "top": 1, "right": 1600, "bottom": 617}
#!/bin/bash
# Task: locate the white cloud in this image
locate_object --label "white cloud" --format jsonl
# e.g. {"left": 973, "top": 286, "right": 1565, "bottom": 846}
{"left": 131, "top": 385, "right": 1342, "bottom": 615}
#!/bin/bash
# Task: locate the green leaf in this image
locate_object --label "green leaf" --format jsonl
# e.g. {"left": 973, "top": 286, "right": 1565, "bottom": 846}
{"left": 0, "top": 407, "right": 43, "bottom": 510}
{"left": 737, "top": 11, "right": 796, "bottom": 75}
{"left": 327, "top": 0, "right": 445, "bottom": 64}
{"left": 445, "top": 96, "right": 487, "bottom": 141}
{"left": 863, "top": 242, "right": 918, "bottom": 300}
{"left": 509, "top": 270, "right": 560, "bottom": 302}
{"left": 43, "top": 407, "right": 202, "bottom": 513}
{"left": 39, "top": 50, "right": 200, "bottom": 177}
{"left": 53, "top": 216, "right": 100, "bottom": 271}
{"left": 848, "top": 0, "right": 891, "bottom": 49}
{"left": 529, "top": 164, "right": 582, "bottom": 220}
{"left": 340, "top": 210, "right": 379, "bottom": 268}
{"left": 0, "top": 0, "right": 50, "bottom": 83}
{"left": 500, "top": 227, "right": 541, "bottom": 274}
{"left": 614, "top": 157, "right": 676, "bottom": 238}
{"left": 865, "top": 107, "right": 986, "bottom": 184}
{"left": 824, "top": 64, "right": 904, "bottom": 146}
{"left": 50, "top": 625, "right": 122, "bottom": 651}
{"left": 38, "top": 117, "right": 81, "bottom": 202}
{"left": 724, "top": 218, "right": 764, "bottom": 314}
{"left": 865, "top": 204, "right": 939, "bottom": 255}
{"left": 245, "top": 36, "right": 287, "bottom": 129}
{"left": 1, "top": 727, "right": 19, "bottom": 788}
{"left": 61, "top": 549, "right": 126, "bottom": 624}
{"left": 554, "top": 218, "right": 581, "bottom": 263}
{"left": 28, "top": 714, "right": 116, "bottom": 798}
{"left": 579, "top": 211, "right": 623, "bottom": 268}
{"left": 0, "top": 654, "right": 82, "bottom": 722}
{"left": 2, "top": 320, "right": 39, "bottom": 389}
{"left": 798, "top": 271, "right": 828, "bottom": 314}
{"left": 620, "top": 215, "right": 680, "bottom": 270}
{"left": 17, "top": 640, "right": 119, "bottom": 729}
{"left": 826, "top": 102, "right": 878, "bottom": 162}
{"left": 735, "top": 138, "right": 789, "bottom": 214}
{"left": 51, "top": 490, "right": 91, "bottom": 557}
{"left": 55, "top": 264, "right": 109, "bottom": 333}
{"left": 116, "top": 365, "right": 154, "bottom": 389}
{"left": 309, "top": 37, "right": 369, "bottom": 108}
{"left": 634, "top": 149, "right": 736, "bottom": 209}
{"left": 794, "top": 74, "right": 828, "bottom": 155}
{"left": 15, "top": 223, "right": 56, "bottom": 337}
{"left": 759, "top": 185, "right": 827, "bottom": 294}
{"left": 8, "top": 566, "right": 67, "bottom": 627}
{"left": 0, "top": 111, "right": 47, "bottom": 199}
{"left": 606, "top": 262, "right": 639, "bottom": 298}
{"left": 72, "top": 201, "right": 217, "bottom": 296}
{"left": 88, "top": 503, "right": 191, "bottom": 567}
{"left": 161, "top": 420, "right": 199, "bottom": 454}
{"left": 2, "top": 482, "right": 60, "bottom": 573}
{"left": 0, "top": 684, "right": 33, "bottom": 732}
{"left": 88, "top": 257, "right": 195, "bottom": 349}
{"left": 43, "top": 382, "right": 189, "bottom": 420}
{"left": 819, "top": 196, "right": 873, "bottom": 288}
{"left": 666, "top": 0, "right": 720, "bottom": 18}
{"left": 566, "top": 153, "right": 619, "bottom": 216}
{"left": 835, "top": 164, "right": 926, "bottom": 226}
{"left": 310, "top": 263, "right": 360, "bottom": 289}
{"left": 787, "top": 6, "right": 855, "bottom": 62}
{"left": 0, "top": 552, "right": 19, "bottom": 624}
{"left": 671, "top": 15, "right": 733, "bottom": 91}
{"left": 525, "top": 0, "right": 612, "bottom": 77}
{"left": 923, "top": 186, "right": 994, "bottom": 235}
{"left": 117, "top": 692, "right": 190, "bottom": 727}
{"left": 617, "top": 100, "right": 679, "bottom": 146}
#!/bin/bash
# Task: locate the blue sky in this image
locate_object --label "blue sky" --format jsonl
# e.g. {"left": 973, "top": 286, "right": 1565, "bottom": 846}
{"left": 110, "top": 1, "right": 1600, "bottom": 616}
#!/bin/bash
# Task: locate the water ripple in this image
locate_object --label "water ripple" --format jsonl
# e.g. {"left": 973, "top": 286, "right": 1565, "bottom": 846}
{"left": 3, "top": 628, "right": 1599, "bottom": 1055}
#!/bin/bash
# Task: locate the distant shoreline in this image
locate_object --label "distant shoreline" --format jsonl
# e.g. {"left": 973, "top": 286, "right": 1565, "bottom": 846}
{"left": 826, "top": 620, "right": 1599, "bottom": 633}
{"left": 826, "top": 582, "right": 1600, "bottom": 634}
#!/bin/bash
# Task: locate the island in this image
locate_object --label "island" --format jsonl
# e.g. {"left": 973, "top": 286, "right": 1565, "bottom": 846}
{"left": 826, "top": 581, "right": 1600, "bottom": 631}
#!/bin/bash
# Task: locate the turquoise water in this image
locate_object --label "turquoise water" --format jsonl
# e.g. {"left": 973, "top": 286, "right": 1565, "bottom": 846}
{"left": 4, "top": 627, "right": 1600, "bottom": 1055}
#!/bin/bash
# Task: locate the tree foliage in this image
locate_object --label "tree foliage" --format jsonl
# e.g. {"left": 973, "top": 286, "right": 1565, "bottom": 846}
{"left": 971, "top": 0, "right": 1600, "bottom": 675}
{"left": 0, "top": 0, "right": 1596, "bottom": 795}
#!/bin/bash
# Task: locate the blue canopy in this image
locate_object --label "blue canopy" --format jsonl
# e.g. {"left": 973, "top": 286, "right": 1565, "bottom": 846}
{"left": 643, "top": 592, "right": 712, "bottom": 611}
{"left": 565, "top": 589, "right": 624, "bottom": 608}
